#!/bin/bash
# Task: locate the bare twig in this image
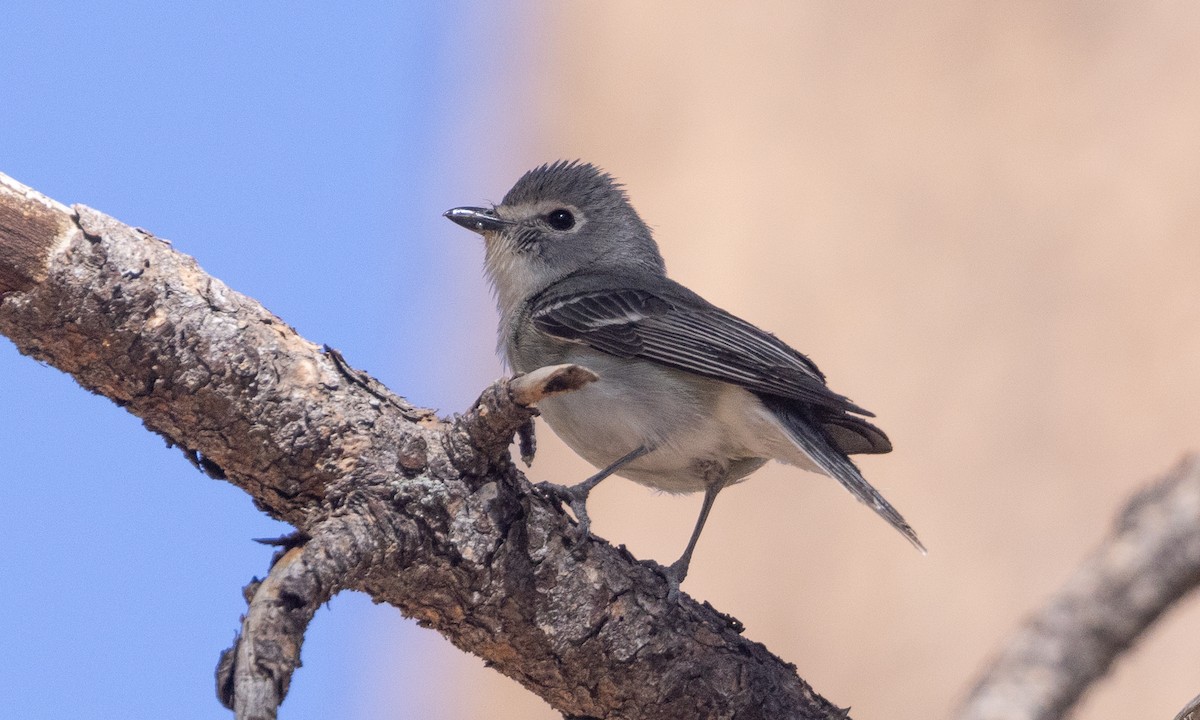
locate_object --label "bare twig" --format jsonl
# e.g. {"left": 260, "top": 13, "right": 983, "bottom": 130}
{"left": 956, "top": 454, "right": 1200, "bottom": 720}
{"left": 1175, "top": 692, "right": 1200, "bottom": 720}
{"left": 217, "top": 517, "right": 383, "bottom": 720}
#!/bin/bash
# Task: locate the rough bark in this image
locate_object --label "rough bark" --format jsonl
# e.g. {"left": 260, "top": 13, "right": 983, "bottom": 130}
{"left": 955, "top": 455, "right": 1200, "bottom": 720}
{"left": 0, "top": 172, "right": 848, "bottom": 720}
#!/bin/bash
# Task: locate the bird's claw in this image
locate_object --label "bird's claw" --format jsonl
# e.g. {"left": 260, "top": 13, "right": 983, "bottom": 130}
{"left": 534, "top": 481, "right": 593, "bottom": 552}
{"left": 653, "top": 558, "right": 690, "bottom": 604}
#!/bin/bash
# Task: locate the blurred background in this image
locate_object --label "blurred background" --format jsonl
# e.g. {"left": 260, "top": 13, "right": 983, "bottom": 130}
{"left": 3, "top": 2, "right": 1199, "bottom": 719}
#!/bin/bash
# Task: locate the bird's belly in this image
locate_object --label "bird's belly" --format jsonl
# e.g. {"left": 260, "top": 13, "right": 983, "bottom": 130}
{"left": 533, "top": 356, "right": 787, "bottom": 494}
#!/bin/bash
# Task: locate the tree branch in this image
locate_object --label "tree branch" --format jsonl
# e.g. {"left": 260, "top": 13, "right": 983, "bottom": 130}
{"left": 0, "top": 172, "right": 849, "bottom": 719}
{"left": 1177, "top": 693, "right": 1200, "bottom": 720}
{"left": 216, "top": 517, "right": 382, "bottom": 720}
{"left": 955, "top": 454, "right": 1200, "bottom": 720}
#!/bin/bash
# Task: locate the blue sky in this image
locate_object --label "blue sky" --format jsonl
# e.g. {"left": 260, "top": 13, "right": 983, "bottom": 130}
{"left": 0, "top": 3, "right": 536, "bottom": 717}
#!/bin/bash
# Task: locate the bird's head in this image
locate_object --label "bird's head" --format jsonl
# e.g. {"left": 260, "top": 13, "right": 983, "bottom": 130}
{"left": 445, "top": 161, "right": 664, "bottom": 312}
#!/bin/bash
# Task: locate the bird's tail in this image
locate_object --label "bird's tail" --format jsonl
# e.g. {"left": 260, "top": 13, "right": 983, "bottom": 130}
{"left": 762, "top": 397, "right": 925, "bottom": 553}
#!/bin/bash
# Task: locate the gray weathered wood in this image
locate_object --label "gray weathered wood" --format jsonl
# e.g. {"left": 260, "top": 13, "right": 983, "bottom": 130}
{"left": 956, "top": 455, "right": 1200, "bottom": 720}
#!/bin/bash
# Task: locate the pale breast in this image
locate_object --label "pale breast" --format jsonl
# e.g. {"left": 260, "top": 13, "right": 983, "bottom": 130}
{"left": 533, "top": 348, "right": 800, "bottom": 494}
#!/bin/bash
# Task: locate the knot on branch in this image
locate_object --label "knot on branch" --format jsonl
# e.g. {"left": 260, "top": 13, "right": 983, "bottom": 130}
{"left": 443, "top": 364, "right": 598, "bottom": 479}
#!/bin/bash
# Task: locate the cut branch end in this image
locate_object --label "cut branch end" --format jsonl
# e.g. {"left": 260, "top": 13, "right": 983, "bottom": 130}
{"left": 510, "top": 364, "right": 599, "bottom": 407}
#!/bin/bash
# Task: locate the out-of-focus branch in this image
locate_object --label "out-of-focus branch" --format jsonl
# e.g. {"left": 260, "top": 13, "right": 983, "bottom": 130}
{"left": 1175, "top": 692, "right": 1200, "bottom": 720}
{"left": 955, "top": 454, "right": 1200, "bottom": 720}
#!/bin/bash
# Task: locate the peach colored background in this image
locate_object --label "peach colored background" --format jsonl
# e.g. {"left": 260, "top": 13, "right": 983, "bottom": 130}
{"left": 436, "top": 4, "right": 1200, "bottom": 718}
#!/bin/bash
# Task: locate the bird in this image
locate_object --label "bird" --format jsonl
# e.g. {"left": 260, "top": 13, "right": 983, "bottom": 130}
{"left": 445, "top": 160, "right": 922, "bottom": 599}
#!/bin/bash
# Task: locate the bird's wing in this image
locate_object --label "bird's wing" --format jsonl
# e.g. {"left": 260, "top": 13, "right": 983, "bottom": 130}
{"left": 528, "top": 274, "right": 872, "bottom": 416}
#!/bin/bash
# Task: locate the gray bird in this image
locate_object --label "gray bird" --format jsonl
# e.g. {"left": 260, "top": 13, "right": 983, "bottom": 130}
{"left": 445, "top": 161, "right": 923, "bottom": 599}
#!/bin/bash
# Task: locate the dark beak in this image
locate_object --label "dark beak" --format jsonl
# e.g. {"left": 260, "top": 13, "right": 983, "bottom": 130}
{"left": 443, "top": 206, "right": 511, "bottom": 234}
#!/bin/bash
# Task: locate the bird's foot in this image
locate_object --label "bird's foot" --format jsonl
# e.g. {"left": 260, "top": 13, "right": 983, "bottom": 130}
{"left": 657, "top": 557, "right": 692, "bottom": 604}
{"left": 534, "top": 481, "right": 594, "bottom": 552}
{"left": 533, "top": 447, "right": 648, "bottom": 555}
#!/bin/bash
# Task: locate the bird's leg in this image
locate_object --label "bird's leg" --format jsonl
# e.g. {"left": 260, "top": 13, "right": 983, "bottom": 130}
{"left": 536, "top": 445, "right": 652, "bottom": 548}
{"left": 662, "top": 481, "right": 722, "bottom": 602}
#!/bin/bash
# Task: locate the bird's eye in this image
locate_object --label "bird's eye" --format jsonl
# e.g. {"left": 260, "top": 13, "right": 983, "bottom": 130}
{"left": 546, "top": 208, "right": 575, "bottom": 231}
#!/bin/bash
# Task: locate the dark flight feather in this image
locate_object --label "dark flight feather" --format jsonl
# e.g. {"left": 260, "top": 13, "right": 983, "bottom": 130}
{"left": 759, "top": 396, "right": 921, "bottom": 551}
